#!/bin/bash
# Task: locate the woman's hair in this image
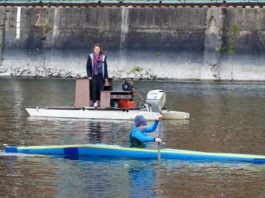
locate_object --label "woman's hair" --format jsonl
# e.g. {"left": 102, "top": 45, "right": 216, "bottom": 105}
{"left": 93, "top": 43, "right": 104, "bottom": 54}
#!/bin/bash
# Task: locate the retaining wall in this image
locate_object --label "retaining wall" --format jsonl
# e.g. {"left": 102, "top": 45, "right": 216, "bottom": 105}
{"left": 0, "top": 7, "right": 264, "bottom": 80}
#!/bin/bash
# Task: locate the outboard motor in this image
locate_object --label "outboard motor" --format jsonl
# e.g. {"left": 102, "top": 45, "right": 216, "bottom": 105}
{"left": 145, "top": 90, "right": 166, "bottom": 113}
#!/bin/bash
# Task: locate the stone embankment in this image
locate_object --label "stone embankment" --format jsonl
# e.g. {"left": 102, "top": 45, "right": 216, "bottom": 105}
{"left": 0, "top": 7, "right": 264, "bottom": 80}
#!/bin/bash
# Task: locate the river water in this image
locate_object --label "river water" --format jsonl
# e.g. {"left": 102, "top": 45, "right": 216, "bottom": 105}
{"left": 0, "top": 78, "right": 264, "bottom": 198}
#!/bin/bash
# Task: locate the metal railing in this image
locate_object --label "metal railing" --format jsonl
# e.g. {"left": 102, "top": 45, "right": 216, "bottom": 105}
{"left": 0, "top": 0, "right": 265, "bottom": 6}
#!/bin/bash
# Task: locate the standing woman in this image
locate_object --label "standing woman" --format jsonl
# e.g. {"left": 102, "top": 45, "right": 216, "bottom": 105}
{"left": 86, "top": 43, "right": 109, "bottom": 107}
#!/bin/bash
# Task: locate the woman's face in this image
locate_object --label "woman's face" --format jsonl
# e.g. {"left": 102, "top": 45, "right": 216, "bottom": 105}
{"left": 94, "top": 46, "right": 101, "bottom": 55}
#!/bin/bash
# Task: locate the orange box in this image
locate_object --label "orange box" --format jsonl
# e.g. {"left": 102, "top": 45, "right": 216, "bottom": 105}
{"left": 118, "top": 99, "right": 136, "bottom": 108}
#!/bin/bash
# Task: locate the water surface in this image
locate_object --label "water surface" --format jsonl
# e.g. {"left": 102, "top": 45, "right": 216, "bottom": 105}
{"left": 0, "top": 79, "right": 265, "bottom": 197}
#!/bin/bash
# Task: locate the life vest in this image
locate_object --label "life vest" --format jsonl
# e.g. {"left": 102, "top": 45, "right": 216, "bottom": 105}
{"left": 129, "top": 131, "right": 145, "bottom": 148}
{"left": 90, "top": 53, "right": 106, "bottom": 77}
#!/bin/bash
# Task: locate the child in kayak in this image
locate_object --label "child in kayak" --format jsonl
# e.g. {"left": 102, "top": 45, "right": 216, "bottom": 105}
{"left": 129, "top": 115, "right": 162, "bottom": 148}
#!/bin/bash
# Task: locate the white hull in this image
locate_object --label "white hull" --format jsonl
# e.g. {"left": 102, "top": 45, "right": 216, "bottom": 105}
{"left": 26, "top": 107, "right": 189, "bottom": 120}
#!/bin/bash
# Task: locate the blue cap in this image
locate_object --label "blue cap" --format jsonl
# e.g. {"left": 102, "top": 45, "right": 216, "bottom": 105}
{"left": 134, "top": 115, "right": 147, "bottom": 127}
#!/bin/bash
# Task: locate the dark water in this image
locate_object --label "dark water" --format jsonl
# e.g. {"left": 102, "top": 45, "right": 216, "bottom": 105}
{"left": 0, "top": 79, "right": 265, "bottom": 198}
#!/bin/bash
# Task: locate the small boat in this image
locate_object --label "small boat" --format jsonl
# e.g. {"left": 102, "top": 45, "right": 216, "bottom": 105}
{"left": 25, "top": 106, "right": 189, "bottom": 120}
{"left": 4, "top": 144, "right": 265, "bottom": 164}
{"left": 26, "top": 89, "right": 190, "bottom": 120}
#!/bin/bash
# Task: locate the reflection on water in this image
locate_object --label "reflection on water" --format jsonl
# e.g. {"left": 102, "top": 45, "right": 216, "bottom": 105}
{"left": 0, "top": 79, "right": 265, "bottom": 197}
{"left": 1, "top": 154, "right": 265, "bottom": 198}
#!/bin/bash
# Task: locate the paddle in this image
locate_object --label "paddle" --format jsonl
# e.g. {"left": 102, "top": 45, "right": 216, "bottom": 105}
{"left": 157, "top": 142, "right": 161, "bottom": 162}
{"left": 157, "top": 118, "right": 162, "bottom": 162}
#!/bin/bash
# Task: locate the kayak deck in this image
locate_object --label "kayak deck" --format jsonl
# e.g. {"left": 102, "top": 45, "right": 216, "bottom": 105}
{"left": 4, "top": 144, "right": 265, "bottom": 164}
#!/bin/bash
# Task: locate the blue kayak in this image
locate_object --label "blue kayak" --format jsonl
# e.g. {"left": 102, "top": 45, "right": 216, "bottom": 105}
{"left": 4, "top": 143, "right": 265, "bottom": 164}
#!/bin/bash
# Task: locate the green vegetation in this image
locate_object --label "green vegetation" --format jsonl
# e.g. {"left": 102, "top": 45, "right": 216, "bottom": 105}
{"left": 218, "top": 25, "right": 238, "bottom": 56}
{"left": 222, "top": 27, "right": 230, "bottom": 33}
{"left": 229, "top": 24, "right": 239, "bottom": 57}
{"left": 228, "top": 24, "right": 239, "bottom": 81}
{"left": 43, "top": 22, "right": 49, "bottom": 34}
{"left": 128, "top": 66, "right": 157, "bottom": 80}
{"left": 130, "top": 66, "right": 143, "bottom": 73}
{"left": 218, "top": 47, "right": 225, "bottom": 53}
{"left": 155, "top": 51, "right": 160, "bottom": 57}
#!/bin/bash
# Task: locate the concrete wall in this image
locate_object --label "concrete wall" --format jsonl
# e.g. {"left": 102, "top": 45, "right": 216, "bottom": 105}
{"left": 0, "top": 6, "right": 264, "bottom": 80}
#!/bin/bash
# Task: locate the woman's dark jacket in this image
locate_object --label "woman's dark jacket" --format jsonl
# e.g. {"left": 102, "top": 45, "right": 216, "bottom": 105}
{"left": 86, "top": 53, "right": 108, "bottom": 79}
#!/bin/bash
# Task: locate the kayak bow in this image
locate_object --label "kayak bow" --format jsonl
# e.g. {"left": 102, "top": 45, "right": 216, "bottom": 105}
{"left": 4, "top": 143, "right": 265, "bottom": 164}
